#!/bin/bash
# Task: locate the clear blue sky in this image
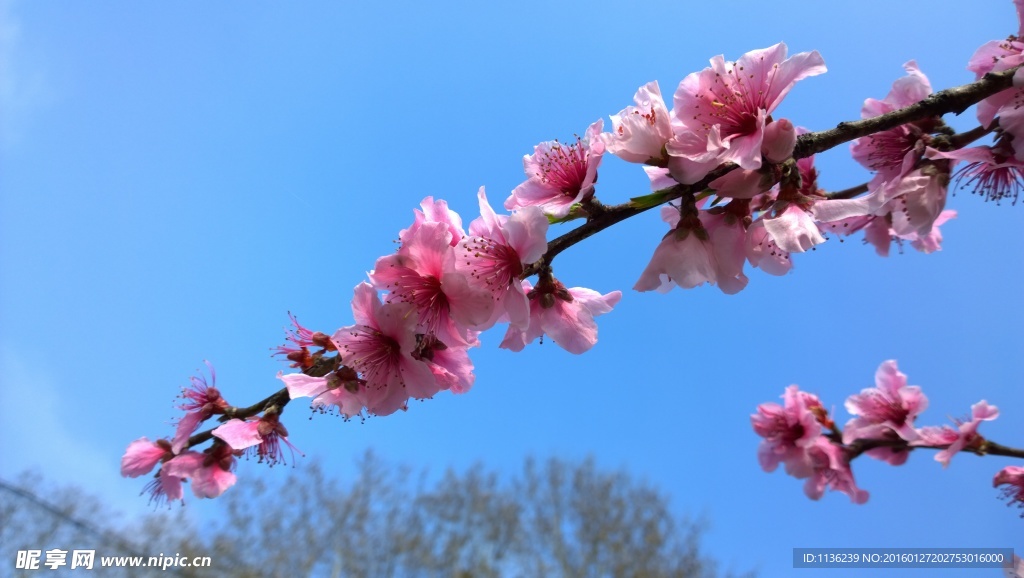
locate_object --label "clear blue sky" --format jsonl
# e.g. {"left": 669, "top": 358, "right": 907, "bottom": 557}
{"left": 1, "top": 1, "right": 1020, "bottom": 576}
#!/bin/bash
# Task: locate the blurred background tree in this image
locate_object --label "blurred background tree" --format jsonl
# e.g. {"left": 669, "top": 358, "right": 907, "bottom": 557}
{"left": 1, "top": 453, "right": 750, "bottom": 578}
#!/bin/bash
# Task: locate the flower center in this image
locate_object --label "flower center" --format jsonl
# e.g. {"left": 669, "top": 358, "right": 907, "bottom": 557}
{"left": 537, "top": 138, "right": 589, "bottom": 195}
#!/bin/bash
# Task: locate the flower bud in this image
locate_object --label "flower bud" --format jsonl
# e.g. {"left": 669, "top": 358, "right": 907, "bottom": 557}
{"left": 762, "top": 118, "right": 796, "bottom": 164}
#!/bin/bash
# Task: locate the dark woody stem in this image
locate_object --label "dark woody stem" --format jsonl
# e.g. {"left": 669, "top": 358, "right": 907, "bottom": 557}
{"left": 523, "top": 65, "right": 1020, "bottom": 278}
{"left": 184, "top": 355, "right": 340, "bottom": 450}
{"left": 824, "top": 430, "right": 1024, "bottom": 461}
{"left": 185, "top": 69, "right": 1023, "bottom": 455}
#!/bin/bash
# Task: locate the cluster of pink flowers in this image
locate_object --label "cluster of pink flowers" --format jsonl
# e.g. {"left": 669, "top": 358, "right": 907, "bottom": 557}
{"left": 280, "top": 189, "right": 621, "bottom": 422}
{"left": 121, "top": 363, "right": 309, "bottom": 504}
{"left": 604, "top": 45, "right": 967, "bottom": 294}
{"left": 123, "top": 190, "right": 622, "bottom": 503}
{"left": 121, "top": 364, "right": 240, "bottom": 504}
{"left": 752, "top": 360, "right": 1021, "bottom": 513}
{"left": 123, "top": 1, "right": 1024, "bottom": 506}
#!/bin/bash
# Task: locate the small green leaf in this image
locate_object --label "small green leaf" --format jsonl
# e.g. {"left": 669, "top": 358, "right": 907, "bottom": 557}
{"left": 628, "top": 187, "right": 678, "bottom": 209}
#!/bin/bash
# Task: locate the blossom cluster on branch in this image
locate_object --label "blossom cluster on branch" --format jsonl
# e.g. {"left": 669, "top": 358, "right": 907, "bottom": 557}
{"left": 752, "top": 360, "right": 1024, "bottom": 514}
{"left": 122, "top": 1, "right": 1024, "bottom": 512}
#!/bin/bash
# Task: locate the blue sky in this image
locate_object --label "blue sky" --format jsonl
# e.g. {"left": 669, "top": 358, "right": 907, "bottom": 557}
{"left": 1, "top": 1, "right": 1021, "bottom": 576}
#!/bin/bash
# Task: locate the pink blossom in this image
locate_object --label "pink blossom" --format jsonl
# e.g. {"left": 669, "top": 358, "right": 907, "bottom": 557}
{"left": 643, "top": 166, "right": 677, "bottom": 191}
{"left": 499, "top": 279, "right": 621, "bottom": 355}
{"left": 163, "top": 444, "right": 238, "bottom": 499}
{"left": 506, "top": 120, "right": 606, "bottom": 217}
{"left": 878, "top": 168, "right": 950, "bottom": 237}
{"left": 707, "top": 167, "right": 775, "bottom": 200}
{"left": 458, "top": 187, "right": 548, "bottom": 330}
{"left": 668, "top": 43, "right": 826, "bottom": 182}
{"left": 121, "top": 437, "right": 173, "bottom": 478}
{"left": 802, "top": 438, "right": 870, "bottom": 504}
{"left": 821, "top": 210, "right": 956, "bottom": 256}
{"left": 141, "top": 468, "right": 185, "bottom": 507}
{"left": 928, "top": 140, "right": 1024, "bottom": 205}
{"left": 762, "top": 204, "right": 825, "bottom": 253}
{"left": 751, "top": 385, "right": 826, "bottom": 478}
{"left": 967, "top": 1, "right": 1024, "bottom": 157}
{"left": 745, "top": 217, "right": 792, "bottom": 276}
{"left": 331, "top": 282, "right": 437, "bottom": 416}
{"left": 400, "top": 196, "right": 466, "bottom": 248}
{"left": 915, "top": 400, "right": 1000, "bottom": 467}
{"left": 843, "top": 360, "right": 927, "bottom": 448}
{"left": 213, "top": 412, "right": 299, "bottom": 466}
{"left": 371, "top": 221, "right": 494, "bottom": 347}
{"left": 633, "top": 218, "right": 717, "bottom": 292}
{"left": 994, "top": 466, "right": 1024, "bottom": 516}
{"left": 411, "top": 332, "right": 475, "bottom": 395}
{"left": 171, "top": 362, "right": 229, "bottom": 454}
{"left": 633, "top": 202, "right": 741, "bottom": 293}
{"left": 280, "top": 369, "right": 364, "bottom": 419}
{"left": 699, "top": 209, "right": 749, "bottom": 295}
{"left": 603, "top": 81, "right": 672, "bottom": 164}
{"left": 850, "top": 61, "right": 933, "bottom": 183}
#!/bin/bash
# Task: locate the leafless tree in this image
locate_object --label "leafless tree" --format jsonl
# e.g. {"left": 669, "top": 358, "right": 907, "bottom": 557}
{"left": 1, "top": 455, "right": 751, "bottom": 578}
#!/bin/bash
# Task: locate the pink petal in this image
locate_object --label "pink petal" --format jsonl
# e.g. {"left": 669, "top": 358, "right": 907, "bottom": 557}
{"left": 763, "top": 205, "right": 825, "bottom": 253}
{"left": 121, "top": 438, "right": 167, "bottom": 478}
{"left": 280, "top": 372, "right": 329, "bottom": 399}
{"left": 211, "top": 419, "right": 263, "bottom": 451}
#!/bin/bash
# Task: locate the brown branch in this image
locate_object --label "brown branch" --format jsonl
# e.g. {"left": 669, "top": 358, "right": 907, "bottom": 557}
{"left": 184, "top": 354, "right": 340, "bottom": 450}
{"left": 826, "top": 182, "right": 869, "bottom": 200}
{"left": 522, "top": 66, "right": 1020, "bottom": 277}
{"left": 844, "top": 436, "right": 1024, "bottom": 461}
{"left": 793, "top": 66, "right": 1019, "bottom": 159}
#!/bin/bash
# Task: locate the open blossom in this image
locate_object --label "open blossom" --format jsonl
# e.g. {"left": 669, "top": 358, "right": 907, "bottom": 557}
{"left": 280, "top": 370, "right": 365, "bottom": 419}
{"left": 802, "top": 438, "right": 870, "bottom": 504}
{"left": 994, "top": 466, "right": 1024, "bottom": 516}
{"left": 171, "top": 362, "right": 229, "bottom": 454}
{"left": 745, "top": 217, "right": 792, "bottom": 276}
{"left": 411, "top": 332, "right": 476, "bottom": 395}
{"left": 121, "top": 437, "right": 173, "bottom": 478}
{"left": 668, "top": 43, "right": 826, "bottom": 183}
{"left": 843, "top": 360, "right": 927, "bottom": 465}
{"left": 850, "top": 61, "right": 933, "bottom": 184}
{"left": 400, "top": 196, "right": 466, "bottom": 248}
{"left": 928, "top": 139, "right": 1024, "bottom": 205}
{"left": 699, "top": 208, "right": 749, "bottom": 295}
{"left": 506, "top": 120, "right": 605, "bottom": 218}
{"left": 371, "top": 220, "right": 494, "bottom": 347}
{"left": 457, "top": 187, "right": 548, "bottom": 330}
{"left": 751, "top": 385, "right": 825, "bottom": 478}
{"left": 874, "top": 166, "right": 950, "bottom": 238}
{"left": 163, "top": 443, "right": 238, "bottom": 500}
{"left": 915, "top": 400, "right": 1000, "bottom": 467}
{"left": 142, "top": 469, "right": 185, "bottom": 507}
{"left": 499, "top": 279, "right": 621, "bottom": 355}
{"left": 331, "top": 282, "right": 437, "bottom": 416}
{"left": 603, "top": 81, "right": 672, "bottom": 164}
{"left": 753, "top": 386, "right": 869, "bottom": 503}
{"left": 844, "top": 360, "right": 927, "bottom": 443}
{"left": 967, "top": 0, "right": 1024, "bottom": 159}
{"left": 213, "top": 412, "right": 300, "bottom": 466}
{"left": 634, "top": 204, "right": 717, "bottom": 292}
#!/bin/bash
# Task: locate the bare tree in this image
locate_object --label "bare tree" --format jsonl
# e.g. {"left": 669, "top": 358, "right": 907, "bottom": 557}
{"left": 1, "top": 455, "right": 750, "bottom": 578}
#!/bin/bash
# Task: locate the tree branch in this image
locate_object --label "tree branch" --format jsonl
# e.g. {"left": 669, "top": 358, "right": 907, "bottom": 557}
{"left": 793, "top": 66, "right": 1019, "bottom": 159}
{"left": 522, "top": 66, "right": 1020, "bottom": 277}
{"left": 184, "top": 354, "right": 340, "bottom": 450}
